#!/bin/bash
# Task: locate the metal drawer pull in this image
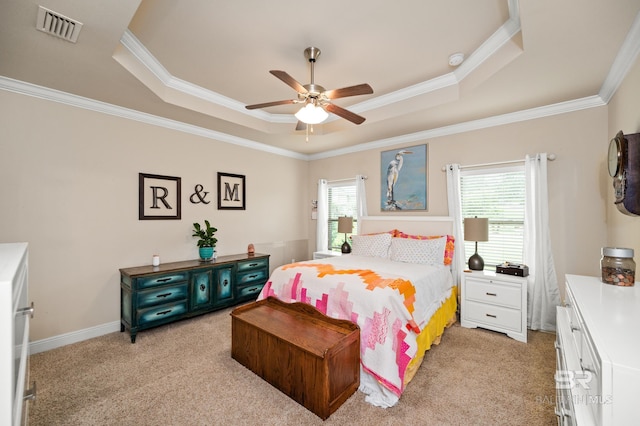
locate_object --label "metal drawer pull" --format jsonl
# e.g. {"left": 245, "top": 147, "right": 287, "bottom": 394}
{"left": 156, "top": 278, "right": 172, "bottom": 283}
{"left": 249, "top": 263, "right": 258, "bottom": 267}
{"left": 223, "top": 279, "right": 229, "bottom": 286}
{"left": 486, "top": 292, "right": 497, "bottom": 296}
{"left": 24, "top": 382, "right": 36, "bottom": 401}
{"left": 486, "top": 313, "right": 497, "bottom": 318}
{"left": 17, "top": 302, "right": 35, "bottom": 318}
{"left": 247, "top": 288, "right": 258, "bottom": 293}
{"left": 580, "top": 360, "right": 594, "bottom": 373}
{"left": 570, "top": 324, "right": 580, "bottom": 332}
{"left": 156, "top": 309, "right": 172, "bottom": 316}
{"left": 248, "top": 274, "right": 258, "bottom": 279}
{"left": 156, "top": 292, "right": 172, "bottom": 298}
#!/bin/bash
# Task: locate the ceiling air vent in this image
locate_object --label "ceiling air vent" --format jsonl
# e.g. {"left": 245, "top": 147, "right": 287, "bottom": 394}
{"left": 36, "top": 6, "right": 83, "bottom": 43}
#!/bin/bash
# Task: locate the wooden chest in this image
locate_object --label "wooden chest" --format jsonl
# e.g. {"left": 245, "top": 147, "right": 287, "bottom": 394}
{"left": 231, "top": 297, "right": 360, "bottom": 420}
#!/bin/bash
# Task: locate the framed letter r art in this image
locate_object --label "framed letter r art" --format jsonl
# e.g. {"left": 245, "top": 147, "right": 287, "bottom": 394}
{"left": 139, "top": 173, "right": 181, "bottom": 220}
{"left": 218, "top": 172, "right": 246, "bottom": 210}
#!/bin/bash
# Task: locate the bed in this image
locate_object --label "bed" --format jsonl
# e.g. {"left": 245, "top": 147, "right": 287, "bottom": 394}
{"left": 256, "top": 216, "right": 457, "bottom": 408}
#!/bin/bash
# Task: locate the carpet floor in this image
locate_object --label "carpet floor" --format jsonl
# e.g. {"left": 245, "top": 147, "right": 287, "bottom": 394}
{"left": 29, "top": 307, "right": 557, "bottom": 425}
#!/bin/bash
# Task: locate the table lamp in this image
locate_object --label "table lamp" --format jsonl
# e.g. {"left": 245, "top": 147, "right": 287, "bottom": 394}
{"left": 338, "top": 216, "right": 353, "bottom": 254}
{"left": 464, "top": 217, "right": 489, "bottom": 270}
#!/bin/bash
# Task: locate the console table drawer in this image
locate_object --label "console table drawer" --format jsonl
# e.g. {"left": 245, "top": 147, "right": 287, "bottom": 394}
{"left": 137, "top": 283, "right": 188, "bottom": 308}
{"left": 237, "top": 258, "right": 268, "bottom": 272}
{"left": 138, "top": 273, "right": 188, "bottom": 289}
{"left": 138, "top": 301, "right": 188, "bottom": 326}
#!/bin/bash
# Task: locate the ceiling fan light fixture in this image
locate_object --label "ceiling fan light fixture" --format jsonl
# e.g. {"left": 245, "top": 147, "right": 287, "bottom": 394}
{"left": 295, "top": 103, "right": 328, "bottom": 124}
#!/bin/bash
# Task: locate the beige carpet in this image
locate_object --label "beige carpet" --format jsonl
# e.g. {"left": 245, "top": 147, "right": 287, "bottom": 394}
{"left": 29, "top": 307, "right": 557, "bottom": 425}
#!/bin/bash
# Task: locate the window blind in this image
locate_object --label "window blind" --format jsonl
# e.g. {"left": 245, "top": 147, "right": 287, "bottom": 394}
{"left": 327, "top": 181, "right": 357, "bottom": 250}
{"left": 460, "top": 166, "right": 525, "bottom": 268}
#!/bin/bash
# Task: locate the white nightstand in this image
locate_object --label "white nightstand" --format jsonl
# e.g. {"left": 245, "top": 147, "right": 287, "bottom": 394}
{"left": 461, "top": 270, "right": 528, "bottom": 343}
{"left": 312, "top": 250, "right": 342, "bottom": 260}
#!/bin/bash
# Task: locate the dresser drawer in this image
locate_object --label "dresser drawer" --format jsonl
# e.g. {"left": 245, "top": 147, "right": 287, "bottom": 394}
{"left": 465, "top": 278, "right": 521, "bottom": 309}
{"left": 464, "top": 300, "right": 522, "bottom": 332}
{"left": 237, "top": 258, "right": 268, "bottom": 272}
{"left": 137, "top": 272, "right": 188, "bottom": 289}
{"left": 137, "top": 283, "right": 188, "bottom": 309}
{"left": 237, "top": 283, "right": 265, "bottom": 299}
{"left": 138, "top": 301, "right": 188, "bottom": 326}
{"left": 237, "top": 268, "right": 268, "bottom": 286}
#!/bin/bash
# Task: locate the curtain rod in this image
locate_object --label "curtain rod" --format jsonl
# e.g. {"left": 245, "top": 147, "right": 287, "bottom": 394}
{"left": 327, "top": 176, "right": 368, "bottom": 183}
{"left": 440, "top": 153, "right": 556, "bottom": 172}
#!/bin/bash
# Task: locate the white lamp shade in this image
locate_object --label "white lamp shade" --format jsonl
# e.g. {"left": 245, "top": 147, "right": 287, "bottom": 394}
{"left": 295, "top": 104, "right": 329, "bottom": 124}
{"left": 464, "top": 217, "right": 489, "bottom": 242}
{"left": 337, "top": 216, "right": 353, "bottom": 233}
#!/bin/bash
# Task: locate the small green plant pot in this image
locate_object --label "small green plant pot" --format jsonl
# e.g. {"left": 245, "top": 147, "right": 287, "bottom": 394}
{"left": 199, "top": 247, "right": 214, "bottom": 261}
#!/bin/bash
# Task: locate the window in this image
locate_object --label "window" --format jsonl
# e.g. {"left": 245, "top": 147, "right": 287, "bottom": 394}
{"left": 460, "top": 166, "right": 525, "bottom": 269}
{"left": 327, "top": 180, "right": 357, "bottom": 251}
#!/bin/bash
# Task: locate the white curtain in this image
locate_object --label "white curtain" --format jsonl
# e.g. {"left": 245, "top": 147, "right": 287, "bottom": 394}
{"left": 316, "top": 179, "right": 328, "bottom": 252}
{"left": 524, "top": 153, "right": 561, "bottom": 331}
{"left": 445, "top": 164, "right": 465, "bottom": 287}
{"left": 355, "top": 175, "right": 368, "bottom": 231}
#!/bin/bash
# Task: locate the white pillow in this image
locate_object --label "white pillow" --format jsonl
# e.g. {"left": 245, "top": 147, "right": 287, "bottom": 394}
{"left": 351, "top": 233, "right": 392, "bottom": 258}
{"left": 389, "top": 236, "right": 446, "bottom": 265}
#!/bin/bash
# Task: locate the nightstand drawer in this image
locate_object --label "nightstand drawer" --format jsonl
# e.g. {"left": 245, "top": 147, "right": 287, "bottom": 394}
{"left": 237, "top": 258, "right": 268, "bottom": 272}
{"left": 465, "top": 279, "right": 521, "bottom": 309}
{"left": 464, "top": 300, "right": 522, "bottom": 332}
{"left": 138, "top": 273, "right": 188, "bottom": 289}
{"left": 137, "top": 301, "right": 188, "bottom": 326}
{"left": 137, "top": 283, "right": 188, "bottom": 308}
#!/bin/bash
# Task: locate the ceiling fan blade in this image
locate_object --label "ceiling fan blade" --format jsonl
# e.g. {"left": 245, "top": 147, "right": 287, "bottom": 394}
{"left": 270, "top": 70, "right": 308, "bottom": 94}
{"left": 324, "top": 103, "right": 366, "bottom": 125}
{"left": 323, "top": 83, "right": 373, "bottom": 100}
{"left": 295, "top": 121, "right": 307, "bottom": 131}
{"left": 245, "top": 99, "right": 297, "bottom": 110}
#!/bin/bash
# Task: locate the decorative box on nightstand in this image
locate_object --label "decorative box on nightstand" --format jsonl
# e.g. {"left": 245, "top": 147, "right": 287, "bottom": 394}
{"left": 312, "top": 250, "right": 342, "bottom": 260}
{"left": 461, "top": 270, "right": 528, "bottom": 343}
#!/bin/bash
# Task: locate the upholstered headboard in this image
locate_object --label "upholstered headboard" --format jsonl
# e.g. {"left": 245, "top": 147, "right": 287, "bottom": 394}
{"left": 359, "top": 216, "right": 453, "bottom": 236}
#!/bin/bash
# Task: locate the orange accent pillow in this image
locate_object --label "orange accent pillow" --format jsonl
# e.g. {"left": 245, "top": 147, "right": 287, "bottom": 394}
{"left": 395, "top": 231, "right": 455, "bottom": 266}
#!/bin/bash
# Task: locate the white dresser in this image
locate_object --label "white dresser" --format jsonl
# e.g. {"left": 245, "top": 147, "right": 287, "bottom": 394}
{"left": 556, "top": 274, "right": 640, "bottom": 425}
{"left": 461, "top": 271, "right": 528, "bottom": 343}
{"left": 1, "top": 243, "right": 34, "bottom": 426}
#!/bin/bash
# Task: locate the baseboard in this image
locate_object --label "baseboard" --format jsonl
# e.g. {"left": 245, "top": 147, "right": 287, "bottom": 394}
{"left": 30, "top": 321, "right": 122, "bottom": 354}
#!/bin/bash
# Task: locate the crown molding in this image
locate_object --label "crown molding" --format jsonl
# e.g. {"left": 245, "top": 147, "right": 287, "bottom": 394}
{"left": 599, "top": 11, "right": 640, "bottom": 102}
{"left": 0, "top": 76, "right": 307, "bottom": 160}
{"left": 0, "top": 76, "right": 610, "bottom": 162}
{"left": 119, "top": 0, "right": 523, "bottom": 124}
{"left": 308, "top": 96, "right": 606, "bottom": 160}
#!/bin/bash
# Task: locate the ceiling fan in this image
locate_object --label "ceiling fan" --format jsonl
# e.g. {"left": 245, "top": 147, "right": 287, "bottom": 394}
{"left": 245, "top": 47, "right": 373, "bottom": 130}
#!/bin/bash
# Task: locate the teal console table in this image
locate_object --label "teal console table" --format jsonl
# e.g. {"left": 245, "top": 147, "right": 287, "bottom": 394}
{"left": 120, "top": 253, "right": 269, "bottom": 343}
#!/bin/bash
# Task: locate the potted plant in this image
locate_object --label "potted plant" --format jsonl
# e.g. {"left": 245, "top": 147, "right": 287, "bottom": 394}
{"left": 192, "top": 220, "right": 218, "bottom": 261}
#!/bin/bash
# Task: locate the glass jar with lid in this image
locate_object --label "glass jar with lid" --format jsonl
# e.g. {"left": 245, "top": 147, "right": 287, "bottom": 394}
{"left": 601, "top": 247, "right": 635, "bottom": 286}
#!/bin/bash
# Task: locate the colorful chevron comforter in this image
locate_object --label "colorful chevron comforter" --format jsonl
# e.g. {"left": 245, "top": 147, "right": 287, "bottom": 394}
{"left": 256, "top": 254, "right": 454, "bottom": 407}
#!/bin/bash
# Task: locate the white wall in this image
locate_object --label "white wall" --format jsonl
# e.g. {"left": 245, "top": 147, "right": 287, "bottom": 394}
{"left": 0, "top": 90, "right": 310, "bottom": 341}
{"left": 309, "top": 106, "right": 610, "bottom": 298}
{"left": 606, "top": 55, "right": 640, "bottom": 255}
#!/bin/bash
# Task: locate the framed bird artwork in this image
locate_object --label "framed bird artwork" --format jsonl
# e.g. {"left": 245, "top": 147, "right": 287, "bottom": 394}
{"left": 380, "top": 144, "right": 427, "bottom": 211}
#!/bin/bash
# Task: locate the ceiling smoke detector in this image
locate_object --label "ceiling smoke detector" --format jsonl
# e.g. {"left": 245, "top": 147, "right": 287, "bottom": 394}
{"left": 448, "top": 53, "right": 465, "bottom": 67}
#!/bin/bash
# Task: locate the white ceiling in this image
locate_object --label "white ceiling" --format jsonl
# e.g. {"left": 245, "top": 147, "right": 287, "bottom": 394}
{"left": 1, "top": 0, "right": 639, "bottom": 158}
